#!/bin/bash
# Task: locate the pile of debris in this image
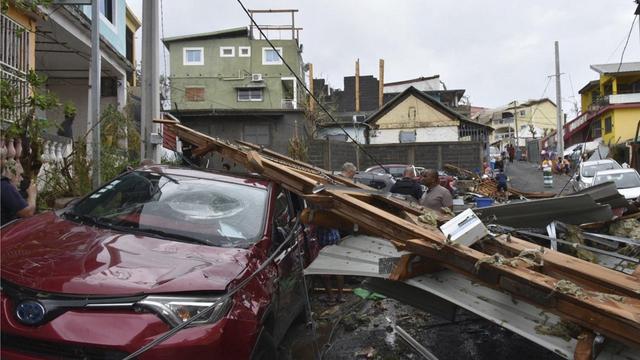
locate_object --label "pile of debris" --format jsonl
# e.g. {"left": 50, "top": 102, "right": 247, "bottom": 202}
{"left": 159, "top": 119, "right": 640, "bottom": 359}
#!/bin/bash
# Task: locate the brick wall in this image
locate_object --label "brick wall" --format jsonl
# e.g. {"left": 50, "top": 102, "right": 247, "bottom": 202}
{"left": 308, "top": 140, "right": 482, "bottom": 171}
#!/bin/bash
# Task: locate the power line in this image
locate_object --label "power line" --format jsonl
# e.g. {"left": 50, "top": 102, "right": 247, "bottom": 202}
{"left": 235, "top": 0, "right": 388, "bottom": 172}
{"left": 617, "top": 14, "right": 638, "bottom": 72}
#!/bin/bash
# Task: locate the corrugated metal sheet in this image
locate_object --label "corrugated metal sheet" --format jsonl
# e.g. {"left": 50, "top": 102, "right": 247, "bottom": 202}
{"left": 305, "top": 235, "right": 639, "bottom": 360}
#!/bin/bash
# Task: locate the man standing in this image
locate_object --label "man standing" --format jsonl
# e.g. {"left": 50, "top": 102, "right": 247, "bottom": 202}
{"left": 420, "top": 169, "right": 453, "bottom": 213}
{"left": 1, "top": 161, "right": 37, "bottom": 226}
{"left": 389, "top": 166, "right": 423, "bottom": 201}
{"left": 507, "top": 144, "right": 515, "bottom": 163}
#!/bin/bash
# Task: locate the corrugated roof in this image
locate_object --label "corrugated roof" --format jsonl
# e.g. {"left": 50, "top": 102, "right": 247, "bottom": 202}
{"left": 384, "top": 75, "right": 440, "bottom": 87}
{"left": 590, "top": 62, "right": 640, "bottom": 75}
{"left": 162, "top": 27, "right": 248, "bottom": 45}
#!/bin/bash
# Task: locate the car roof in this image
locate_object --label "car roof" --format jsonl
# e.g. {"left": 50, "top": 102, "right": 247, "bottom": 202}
{"left": 581, "top": 159, "right": 619, "bottom": 166}
{"left": 594, "top": 168, "right": 639, "bottom": 176}
{"left": 135, "top": 165, "right": 271, "bottom": 189}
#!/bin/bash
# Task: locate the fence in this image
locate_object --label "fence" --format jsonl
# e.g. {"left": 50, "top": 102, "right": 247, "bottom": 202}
{"left": 308, "top": 140, "right": 484, "bottom": 172}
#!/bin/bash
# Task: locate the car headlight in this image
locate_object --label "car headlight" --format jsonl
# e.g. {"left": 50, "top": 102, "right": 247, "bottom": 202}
{"left": 137, "top": 295, "right": 232, "bottom": 327}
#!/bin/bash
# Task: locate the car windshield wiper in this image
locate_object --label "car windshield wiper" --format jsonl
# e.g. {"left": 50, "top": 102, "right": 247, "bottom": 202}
{"left": 119, "top": 226, "right": 214, "bottom": 246}
{"left": 63, "top": 212, "right": 113, "bottom": 229}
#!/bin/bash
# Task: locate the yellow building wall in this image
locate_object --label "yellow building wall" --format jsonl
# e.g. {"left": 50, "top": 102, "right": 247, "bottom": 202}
{"left": 375, "top": 94, "right": 458, "bottom": 129}
{"left": 605, "top": 107, "right": 640, "bottom": 144}
{"left": 6, "top": 5, "right": 36, "bottom": 72}
{"left": 528, "top": 101, "right": 558, "bottom": 132}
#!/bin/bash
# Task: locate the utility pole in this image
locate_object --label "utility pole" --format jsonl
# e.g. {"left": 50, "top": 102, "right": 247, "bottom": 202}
{"left": 554, "top": 41, "right": 564, "bottom": 156}
{"left": 378, "top": 59, "right": 384, "bottom": 108}
{"left": 514, "top": 100, "right": 519, "bottom": 148}
{"left": 141, "top": 0, "right": 161, "bottom": 163}
{"left": 355, "top": 59, "right": 360, "bottom": 112}
{"left": 89, "top": 0, "right": 101, "bottom": 189}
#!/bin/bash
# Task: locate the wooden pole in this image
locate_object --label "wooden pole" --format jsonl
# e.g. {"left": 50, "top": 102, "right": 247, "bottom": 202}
{"left": 355, "top": 59, "right": 360, "bottom": 112}
{"left": 308, "top": 63, "right": 315, "bottom": 112}
{"left": 379, "top": 59, "right": 384, "bottom": 108}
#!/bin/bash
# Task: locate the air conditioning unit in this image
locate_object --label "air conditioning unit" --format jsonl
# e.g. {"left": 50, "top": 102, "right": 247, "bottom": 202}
{"left": 251, "top": 73, "right": 263, "bottom": 82}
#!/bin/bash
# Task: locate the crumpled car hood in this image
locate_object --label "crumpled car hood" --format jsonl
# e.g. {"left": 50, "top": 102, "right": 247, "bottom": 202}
{"left": 1, "top": 212, "right": 253, "bottom": 296}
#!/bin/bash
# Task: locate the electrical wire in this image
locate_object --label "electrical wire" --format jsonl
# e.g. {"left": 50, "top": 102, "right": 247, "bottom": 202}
{"left": 617, "top": 14, "right": 638, "bottom": 73}
{"left": 235, "top": 0, "right": 389, "bottom": 174}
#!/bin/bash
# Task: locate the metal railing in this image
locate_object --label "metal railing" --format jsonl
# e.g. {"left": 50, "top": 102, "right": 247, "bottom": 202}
{"left": 1, "top": 13, "right": 30, "bottom": 122}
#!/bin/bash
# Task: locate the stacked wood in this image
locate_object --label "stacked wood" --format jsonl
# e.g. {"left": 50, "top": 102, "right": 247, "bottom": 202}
{"left": 157, "top": 119, "right": 640, "bottom": 350}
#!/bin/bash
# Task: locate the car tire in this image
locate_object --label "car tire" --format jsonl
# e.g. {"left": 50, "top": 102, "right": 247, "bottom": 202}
{"left": 252, "top": 329, "right": 277, "bottom": 360}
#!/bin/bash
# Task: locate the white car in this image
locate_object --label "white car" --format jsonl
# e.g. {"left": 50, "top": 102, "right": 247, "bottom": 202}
{"left": 592, "top": 168, "right": 640, "bottom": 200}
{"left": 574, "top": 159, "right": 622, "bottom": 190}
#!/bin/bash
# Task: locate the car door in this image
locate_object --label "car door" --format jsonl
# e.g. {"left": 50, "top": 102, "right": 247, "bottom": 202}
{"left": 270, "top": 187, "right": 306, "bottom": 343}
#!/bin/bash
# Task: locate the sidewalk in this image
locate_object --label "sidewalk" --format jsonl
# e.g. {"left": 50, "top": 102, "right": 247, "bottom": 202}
{"left": 504, "top": 160, "right": 574, "bottom": 195}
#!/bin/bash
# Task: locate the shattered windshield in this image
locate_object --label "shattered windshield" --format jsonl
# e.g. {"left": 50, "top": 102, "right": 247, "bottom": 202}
{"left": 68, "top": 171, "right": 268, "bottom": 248}
{"left": 594, "top": 172, "right": 640, "bottom": 189}
{"left": 581, "top": 162, "right": 621, "bottom": 177}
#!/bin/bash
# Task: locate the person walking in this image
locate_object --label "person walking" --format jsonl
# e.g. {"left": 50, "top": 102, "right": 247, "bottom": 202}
{"left": 419, "top": 169, "right": 453, "bottom": 213}
{"left": 507, "top": 144, "right": 515, "bottom": 163}
{"left": 541, "top": 154, "right": 554, "bottom": 188}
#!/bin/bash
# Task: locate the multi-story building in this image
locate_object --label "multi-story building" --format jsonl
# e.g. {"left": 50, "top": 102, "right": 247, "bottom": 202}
{"left": 163, "top": 13, "right": 306, "bottom": 155}
{"left": 477, "top": 98, "right": 559, "bottom": 149}
{"left": 564, "top": 62, "right": 640, "bottom": 147}
{"left": 2, "top": 1, "right": 139, "bottom": 165}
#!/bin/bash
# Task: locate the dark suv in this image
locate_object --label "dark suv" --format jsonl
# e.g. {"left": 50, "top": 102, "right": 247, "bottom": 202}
{"left": 1, "top": 166, "right": 309, "bottom": 359}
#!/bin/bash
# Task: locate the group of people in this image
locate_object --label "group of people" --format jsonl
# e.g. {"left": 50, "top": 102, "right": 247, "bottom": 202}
{"left": 389, "top": 166, "right": 453, "bottom": 212}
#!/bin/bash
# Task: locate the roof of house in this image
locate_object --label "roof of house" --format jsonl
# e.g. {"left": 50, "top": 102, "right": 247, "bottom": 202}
{"left": 383, "top": 75, "right": 440, "bottom": 87}
{"left": 365, "top": 86, "right": 491, "bottom": 129}
{"left": 579, "top": 80, "right": 600, "bottom": 94}
{"left": 590, "top": 62, "right": 640, "bottom": 75}
{"left": 162, "top": 27, "right": 248, "bottom": 45}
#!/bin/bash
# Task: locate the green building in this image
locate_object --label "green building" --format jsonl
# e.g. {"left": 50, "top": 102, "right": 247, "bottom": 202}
{"left": 163, "top": 26, "right": 306, "bottom": 155}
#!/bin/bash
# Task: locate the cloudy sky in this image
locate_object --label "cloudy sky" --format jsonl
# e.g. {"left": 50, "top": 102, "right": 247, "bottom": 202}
{"left": 128, "top": 0, "right": 640, "bottom": 113}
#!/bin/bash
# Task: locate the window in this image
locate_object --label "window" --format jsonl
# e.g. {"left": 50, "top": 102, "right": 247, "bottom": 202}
{"left": 604, "top": 116, "right": 613, "bottom": 134}
{"left": 262, "top": 47, "right": 283, "bottom": 65}
{"left": 239, "top": 46, "right": 251, "bottom": 57}
{"left": 219, "top": 46, "right": 235, "bottom": 57}
{"left": 99, "top": 0, "right": 114, "bottom": 23}
{"left": 244, "top": 124, "right": 270, "bottom": 145}
{"left": 519, "top": 110, "right": 526, "bottom": 116}
{"left": 183, "top": 47, "right": 204, "bottom": 65}
{"left": 593, "top": 119, "right": 602, "bottom": 138}
{"left": 273, "top": 189, "right": 291, "bottom": 228}
{"left": 185, "top": 87, "right": 205, "bottom": 102}
{"left": 399, "top": 130, "right": 416, "bottom": 143}
{"left": 237, "top": 88, "right": 263, "bottom": 102}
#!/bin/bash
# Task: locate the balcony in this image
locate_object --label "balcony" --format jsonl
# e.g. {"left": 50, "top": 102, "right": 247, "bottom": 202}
{"left": 609, "top": 93, "right": 640, "bottom": 104}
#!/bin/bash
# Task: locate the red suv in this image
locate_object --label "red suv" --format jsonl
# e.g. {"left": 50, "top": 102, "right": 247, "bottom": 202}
{"left": 1, "top": 166, "right": 309, "bottom": 359}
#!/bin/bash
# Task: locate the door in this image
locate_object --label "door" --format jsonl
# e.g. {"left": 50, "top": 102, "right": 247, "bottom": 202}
{"left": 270, "top": 187, "right": 306, "bottom": 342}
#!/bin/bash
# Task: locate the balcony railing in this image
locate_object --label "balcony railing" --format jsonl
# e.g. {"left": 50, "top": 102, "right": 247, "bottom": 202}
{"left": 609, "top": 93, "right": 640, "bottom": 104}
{"left": 1, "top": 13, "right": 30, "bottom": 123}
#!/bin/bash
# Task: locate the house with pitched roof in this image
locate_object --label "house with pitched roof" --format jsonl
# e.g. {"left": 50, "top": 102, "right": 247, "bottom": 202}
{"left": 365, "top": 86, "right": 491, "bottom": 145}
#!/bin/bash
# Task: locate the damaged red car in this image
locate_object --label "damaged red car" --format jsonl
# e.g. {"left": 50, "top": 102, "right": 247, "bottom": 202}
{"left": 1, "top": 166, "right": 310, "bottom": 359}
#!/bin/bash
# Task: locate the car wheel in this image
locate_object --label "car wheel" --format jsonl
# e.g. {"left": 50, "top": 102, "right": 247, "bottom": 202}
{"left": 252, "top": 329, "right": 277, "bottom": 360}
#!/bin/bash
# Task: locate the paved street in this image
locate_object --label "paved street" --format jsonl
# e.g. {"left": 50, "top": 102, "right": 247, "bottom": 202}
{"left": 505, "top": 160, "right": 575, "bottom": 195}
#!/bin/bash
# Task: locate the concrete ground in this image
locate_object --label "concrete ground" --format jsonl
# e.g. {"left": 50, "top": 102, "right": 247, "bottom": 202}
{"left": 505, "top": 159, "right": 575, "bottom": 195}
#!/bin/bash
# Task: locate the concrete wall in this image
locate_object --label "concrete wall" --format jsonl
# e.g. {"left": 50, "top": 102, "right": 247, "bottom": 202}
{"left": 309, "top": 140, "right": 483, "bottom": 172}
{"left": 179, "top": 111, "right": 306, "bottom": 155}
{"left": 82, "top": 0, "right": 127, "bottom": 56}
{"left": 169, "top": 37, "right": 303, "bottom": 111}
{"left": 369, "top": 126, "right": 458, "bottom": 144}
{"left": 604, "top": 107, "right": 640, "bottom": 144}
{"left": 315, "top": 126, "right": 367, "bottom": 143}
{"left": 46, "top": 79, "right": 118, "bottom": 140}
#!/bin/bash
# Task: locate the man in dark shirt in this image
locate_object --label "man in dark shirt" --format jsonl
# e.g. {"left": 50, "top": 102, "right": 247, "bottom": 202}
{"left": 1, "top": 161, "right": 37, "bottom": 226}
{"left": 390, "top": 166, "right": 423, "bottom": 201}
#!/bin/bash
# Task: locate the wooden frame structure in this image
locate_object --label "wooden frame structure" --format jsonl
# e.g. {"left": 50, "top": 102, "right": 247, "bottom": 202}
{"left": 157, "top": 120, "right": 640, "bottom": 352}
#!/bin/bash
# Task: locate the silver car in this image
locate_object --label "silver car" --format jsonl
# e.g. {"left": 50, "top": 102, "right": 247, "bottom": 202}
{"left": 574, "top": 159, "right": 622, "bottom": 190}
